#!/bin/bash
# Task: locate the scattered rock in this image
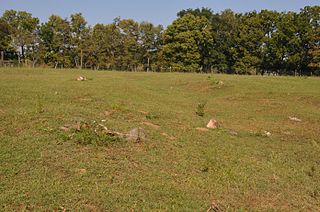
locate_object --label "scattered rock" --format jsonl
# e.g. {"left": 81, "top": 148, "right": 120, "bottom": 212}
{"left": 206, "top": 200, "right": 220, "bottom": 212}
{"left": 196, "top": 127, "right": 209, "bottom": 132}
{"left": 142, "top": 121, "right": 160, "bottom": 129}
{"left": 59, "top": 126, "right": 70, "bottom": 132}
{"left": 127, "top": 128, "right": 146, "bottom": 143}
{"left": 104, "top": 111, "right": 113, "bottom": 116}
{"left": 59, "top": 122, "right": 82, "bottom": 132}
{"left": 161, "top": 132, "right": 176, "bottom": 140}
{"left": 61, "top": 121, "right": 148, "bottom": 143}
{"left": 218, "top": 80, "right": 224, "bottom": 85}
{"left": 200, "top": 167, "right": 209, "bottom": 172}
{"left": 289, "top": 116, "right": 302, "bottom": 122}
{"left": 264, "top": 131, "right": 272, "bottom": 137}
{"left": 78, "top": 98, "right": 92, "bottom": 102}
{"left": 77, "top": 168, "right": 87, "bottom": 174}
{"left": 77, "top": 76, "right": 87, "bottom": 81}
{"left": 101, "top": 119, "right": 107, "bottom": 122}
{"left": 206, "top": 119, "right": 218, "bottom": 129}
{"left": 138, "top": 110, "right": 149, "bottom": 115}
{"left": 229, "top": 130, "right": 238, "bottom": 136}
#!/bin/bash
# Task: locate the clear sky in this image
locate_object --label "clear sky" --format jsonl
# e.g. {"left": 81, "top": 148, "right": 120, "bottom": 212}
{"left": 0, "top": 0, "right": 319, "bottom": 26}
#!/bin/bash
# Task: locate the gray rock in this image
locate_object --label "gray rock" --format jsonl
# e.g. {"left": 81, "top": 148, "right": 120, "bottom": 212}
{"left": 127, "top": 128, "right": 146, "bottom": 143}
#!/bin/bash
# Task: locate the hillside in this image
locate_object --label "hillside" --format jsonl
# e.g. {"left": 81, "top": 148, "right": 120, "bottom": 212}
{"left": 0, "top": 68, "right": 319, "bottom": 210}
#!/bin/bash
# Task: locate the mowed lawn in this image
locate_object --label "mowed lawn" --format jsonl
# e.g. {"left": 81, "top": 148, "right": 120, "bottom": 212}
{"left": 0, "top": 68, "right": 319, "bottom": 211}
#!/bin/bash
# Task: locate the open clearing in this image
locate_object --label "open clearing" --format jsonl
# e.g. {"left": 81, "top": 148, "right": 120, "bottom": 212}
{"left": 0, "top": 68, "right": 319, "bottom": 211}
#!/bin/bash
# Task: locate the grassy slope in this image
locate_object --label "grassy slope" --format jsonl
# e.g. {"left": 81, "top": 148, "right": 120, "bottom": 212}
{"left": 0, "top": 68, "right": 319, "bottom": 211}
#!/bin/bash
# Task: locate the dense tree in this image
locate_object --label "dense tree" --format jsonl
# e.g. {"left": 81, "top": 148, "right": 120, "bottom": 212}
{"left": 0, "top": 18, "right": 11, "bottom": 52}
{"left": 70, "top": 13, "right": 89, "bottom": 69}
{"left": 162, "top": 13, "right": 212, "bottom": 72}
{"left": 2, "top": 10, "right": 39, "bottom": 64}
{"left": 302, "top": 6, "right": 320, "bottom": 75}
{"left": 0, "top": 7, "right": 319, "bottom": 75}
{"left": 138, "top": 22, "right": 163, "bottom": 71}
{"left": 39, "top": 15, "right": 72, "bottom": 68}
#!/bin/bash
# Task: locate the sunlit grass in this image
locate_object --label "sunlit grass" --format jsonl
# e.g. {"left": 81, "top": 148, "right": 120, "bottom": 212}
{"left": 0, "top": 68, "right": 319, "bottom": 210}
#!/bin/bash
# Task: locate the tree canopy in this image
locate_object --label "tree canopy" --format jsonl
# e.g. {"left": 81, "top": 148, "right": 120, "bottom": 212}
{"left": 0, "top": 6, "right": 319, "bottom": 75}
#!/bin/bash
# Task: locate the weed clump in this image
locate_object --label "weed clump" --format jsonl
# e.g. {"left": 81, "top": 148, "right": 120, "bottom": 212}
{"left": 36, "top": 94, "right": 45, "bottom": 113}
{"left": 59, "top": 121, "right": 124, "bottom": 146}
{"left": 207, "top": 76, "right": 224, "bottom": 88}
{"left": 146, "top": 112, "right": 160, "bottom": 120}
{"left": 196, "top": 101, "right": 206, "bottom": 117}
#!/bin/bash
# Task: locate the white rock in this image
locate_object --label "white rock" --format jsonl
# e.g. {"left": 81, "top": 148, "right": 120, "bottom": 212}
{"left": 289, "top": 116, "right": 302, "bottom": 122}
{"left": 77, "top": 76, "right": 87, "bottom": 81}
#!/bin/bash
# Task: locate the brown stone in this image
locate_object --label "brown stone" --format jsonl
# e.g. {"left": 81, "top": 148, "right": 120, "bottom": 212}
{"left": 142, "top": 121, "right": 160, "bottom": 129}
{"left": 161, "top": 132, "right": 176, "bottom": 140}
{"left": 206, "top": 119, "right": 218, "bottom": 129}
{"left": 196, "top": 127, "right": 209, "bottom": 132}
{"left": 104, "top": 111, "right": 113, "bottom": 116}
{"left": 77, "top": 76, "right": 86, "bottom": 81}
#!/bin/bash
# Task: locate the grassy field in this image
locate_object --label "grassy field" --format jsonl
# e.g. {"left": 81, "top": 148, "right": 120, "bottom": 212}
{"left": 0, "top": 68, "right": 319, "bottom": 211}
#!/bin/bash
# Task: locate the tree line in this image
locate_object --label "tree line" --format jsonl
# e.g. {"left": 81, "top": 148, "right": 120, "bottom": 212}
{"left": 0, "top": 6, "right": 319, "bottom": 75}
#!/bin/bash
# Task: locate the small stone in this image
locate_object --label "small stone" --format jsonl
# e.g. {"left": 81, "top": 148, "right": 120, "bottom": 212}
{"left": 142, "top": 121, "right": 160, "bottom": 129}
{"left": 59, "top": 126, "right": 70, "bottom": 132}
{"left": 127, "top": 128, "right": 146, "bottom": 143}
{"left": 289, "top": 116, "right": 302, "bottom": 122}
{"left": 138, "top": 110, "right": 149, "bottom": 115}
{"left": 78, "top": 169, "right": 87, "bottom": 174}
{"left": 104, "top": 111, "right": 113, "bottom": 116}
{"left": 196, "top": 127, "right": 209, "bottom": 132}
{"left": 206, "top": 119, "right": 218, "bottom": 129}
{"left": 161, "top": 132, "right": 176, "bottom": 140}
{"left": 264, "top": 131, "right": 272, "bottom": 137}
{"left": 229, "top": 130, "right": 238, "bottom": 136}
{"left": 77, "top": 76, "right": 86, "bottom": 81}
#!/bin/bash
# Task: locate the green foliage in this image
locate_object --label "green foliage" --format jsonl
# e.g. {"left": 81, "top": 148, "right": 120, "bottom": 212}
{"left": 195, "top": 101, "right": 206, "bottom": 117}
{"left": 145, "top": 112, "right": 160, "bottom": 120}
{"left": 162, "top": 13, "right": 212, "bottom": 72}
{"left": 0, "top": 6, "right": 319, "bottom": 75}
{"left": 0, "top": 18, "right": 11, "bottom": 52}
{"left": 1, "top": 10, "right": 39, "bottom": 64}
{"left": 70, "top": 125, "right": 123, "bottom": 146}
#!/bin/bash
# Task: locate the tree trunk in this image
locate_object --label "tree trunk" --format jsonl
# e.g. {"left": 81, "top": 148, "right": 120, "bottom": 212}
{"left": 0, "top": 51, "right": 4, "bottom": 66}
{"left": 32, "top": 58, "right": 37, "bottom": 68}
{"left": 18, "top": 54, "right": 21, "bottom": 66}
{"left": 21, "top": 45, "right": 25, "bottom": 65}
{"left": 80, "top": 49, "right": 83, "bottom": 69}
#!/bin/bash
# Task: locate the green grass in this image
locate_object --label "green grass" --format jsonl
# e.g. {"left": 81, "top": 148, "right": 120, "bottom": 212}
{"left": 0, "top": 68, "right": 319, "bottom": 211}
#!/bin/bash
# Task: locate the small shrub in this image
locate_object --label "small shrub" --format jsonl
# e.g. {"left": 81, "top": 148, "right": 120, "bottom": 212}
{"left": 59, "top": 121, "right": 123, "bottom": 146}
{"left": 72, "top": 127, "right": 122, "bottom": 146}
{"left": 208, "top": 76, "right": 224, "bottom": 88}
{"left": 196, "top": 101, "right": 206, "bottom": 117}
{"left": 146, "top": 112, "right": 160, "bottom": 120}
{"left": 36, "top": 94, "right": 45, "bottom": 113}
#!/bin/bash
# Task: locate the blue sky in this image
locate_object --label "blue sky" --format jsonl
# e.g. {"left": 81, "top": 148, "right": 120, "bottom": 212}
{"left": 0, "top": 0, "right": 319, "bottom": 26}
